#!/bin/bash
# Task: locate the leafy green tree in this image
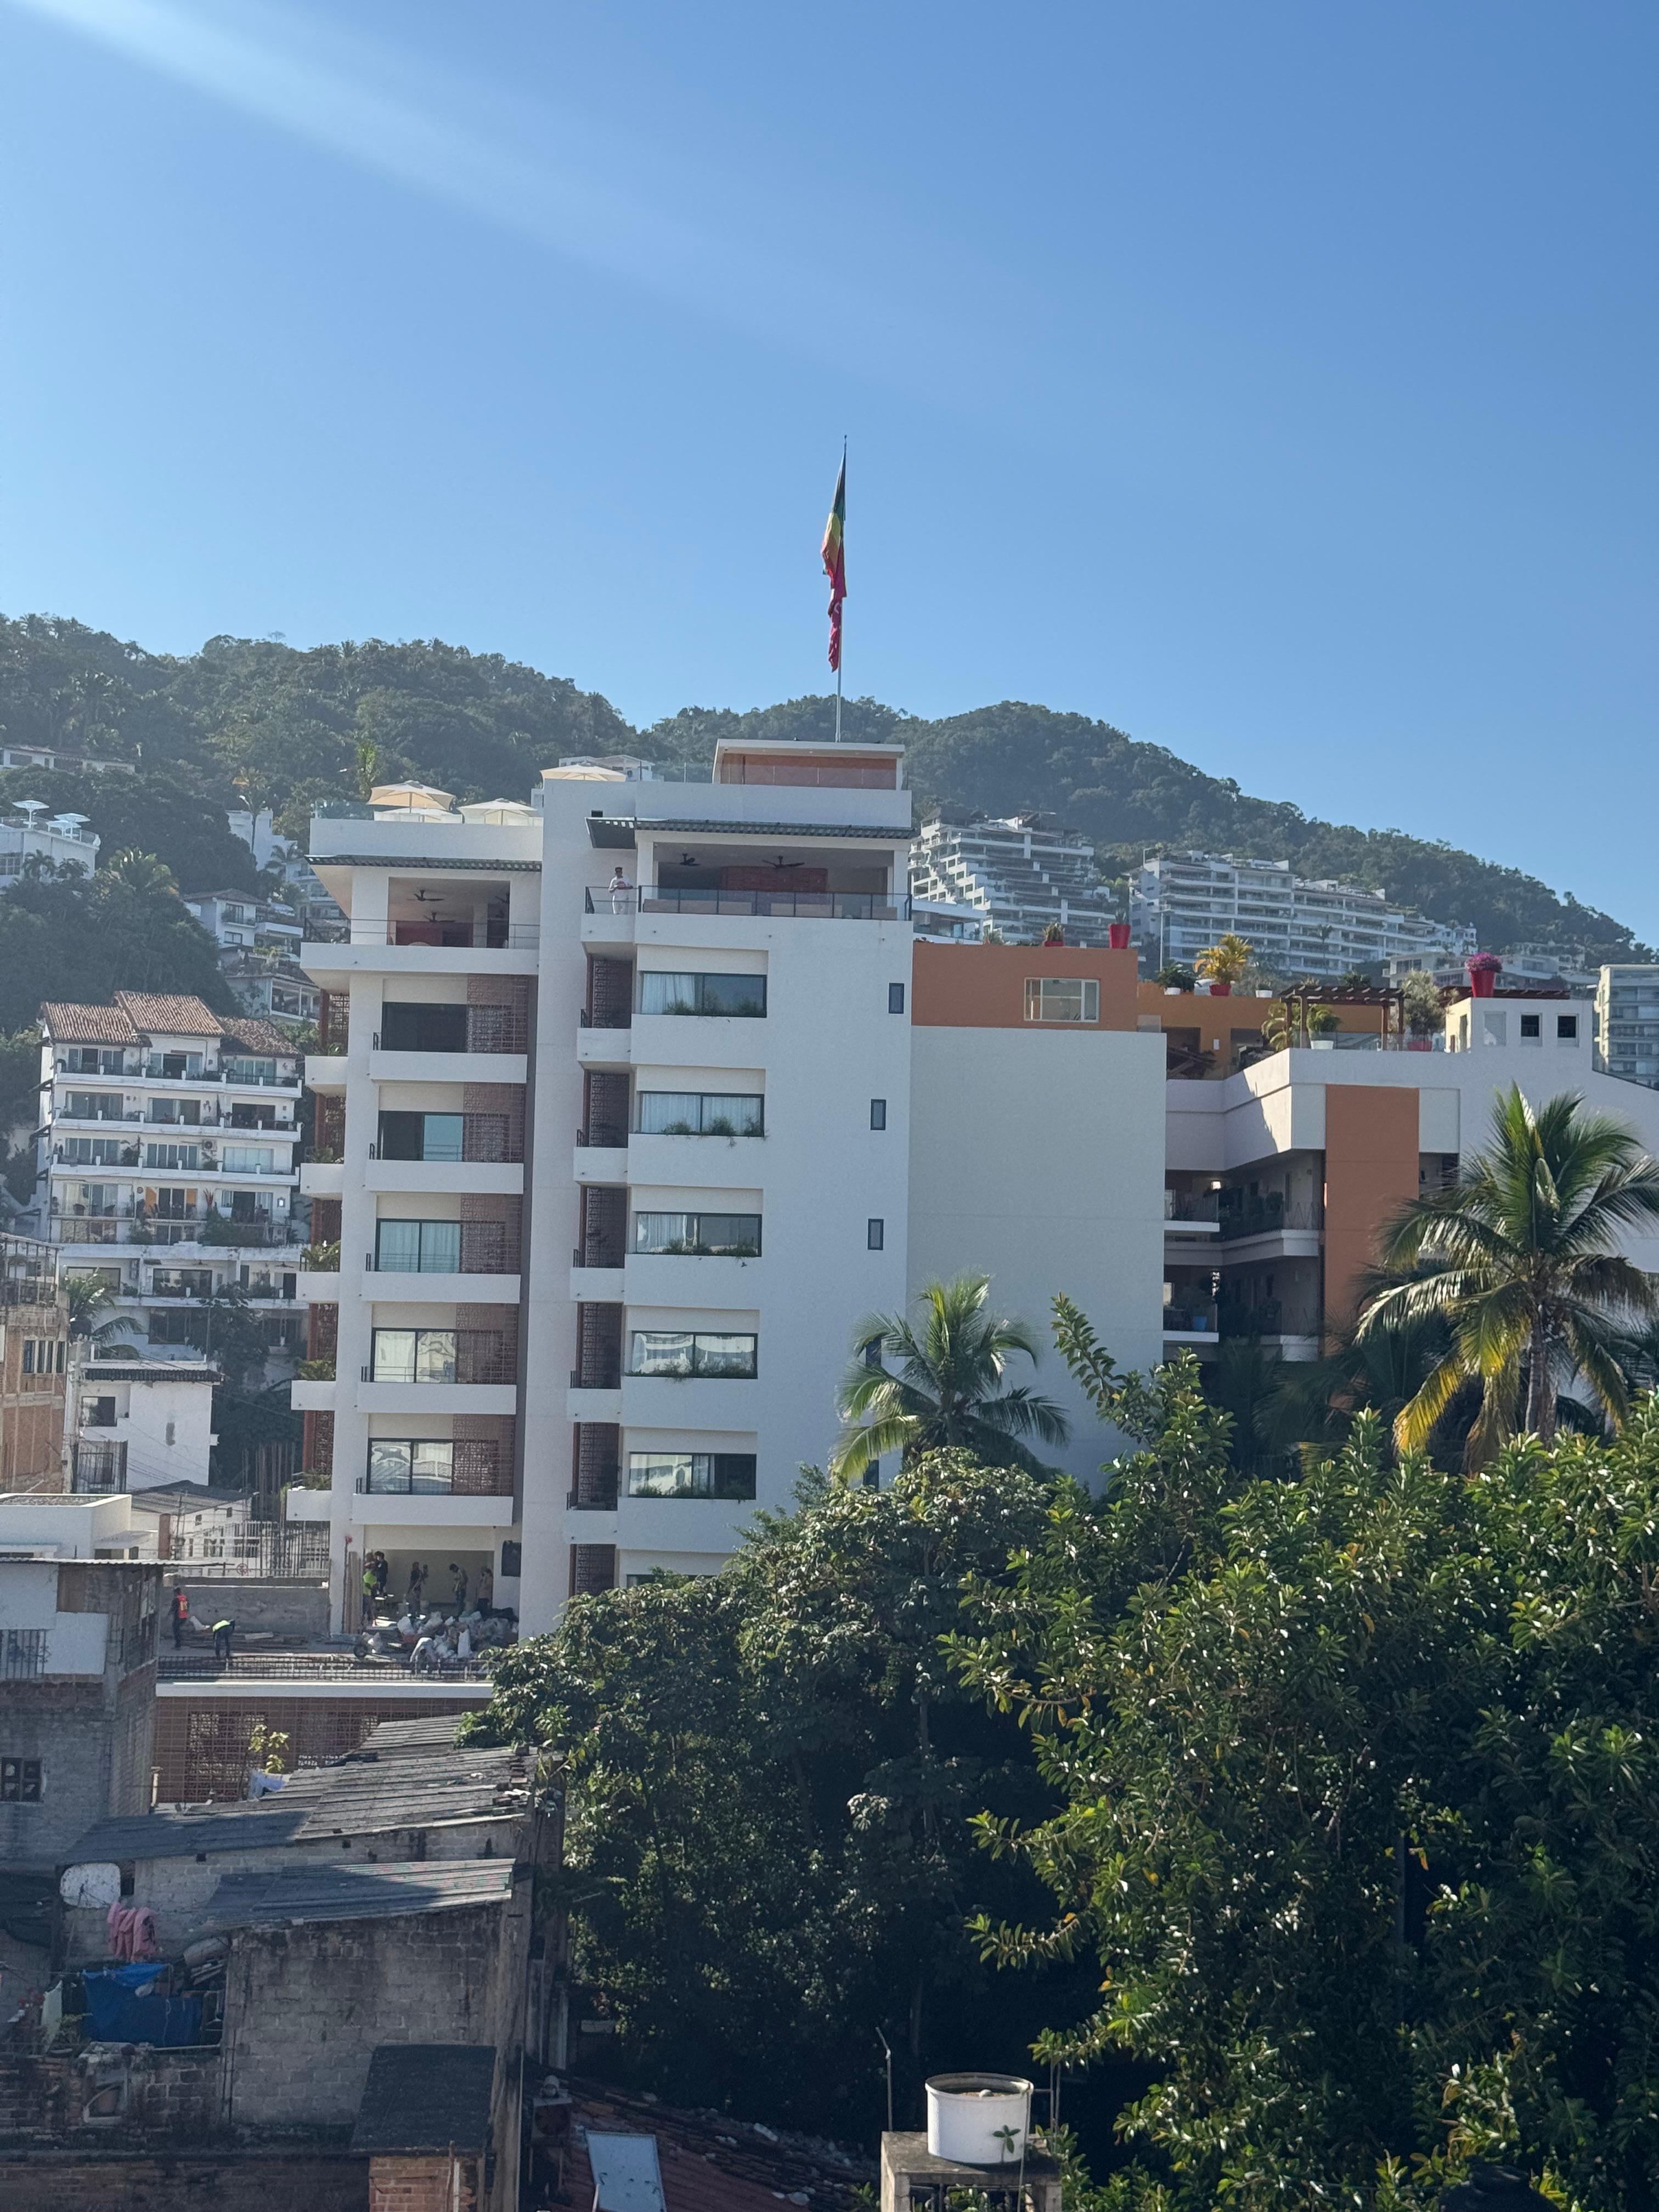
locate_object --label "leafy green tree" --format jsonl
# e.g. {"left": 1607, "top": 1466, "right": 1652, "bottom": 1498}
{"left": 830, "top": 1274, "right": 1070, "bottom": 1485}
{"left": 952, "top": 1323, "right": 1659, "bottom": 2210}
{"left": 1359, "top": 1086, "right": 1659, "bottom": 1457}
{"left": 468, "top": 1452, "right": 1066, "bottom": 2131}
{"left": 0, "top": 853, "right": 232, "bottom": 1029}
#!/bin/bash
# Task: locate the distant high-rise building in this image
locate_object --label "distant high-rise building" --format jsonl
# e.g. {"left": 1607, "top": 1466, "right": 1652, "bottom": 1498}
{"left": 1595, "top": 966, "right": 1659, "bottom": 1088}
{"left": 1132, "top": 852, "right": 1473, "bottom": 979}
{"left": 911, "top": 817, "right": 1119, "bottom": 944}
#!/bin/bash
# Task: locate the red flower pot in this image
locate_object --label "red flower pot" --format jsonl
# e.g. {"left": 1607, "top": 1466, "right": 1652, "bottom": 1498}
{"left": 1108, "top": 922, "right": 1131, "bottom": 950}
{"left": 1208, "top": 980, "right": 1232, "bottom": 996}
{"left": 1467, "top": 954, "right": 1502, "bottom": 999}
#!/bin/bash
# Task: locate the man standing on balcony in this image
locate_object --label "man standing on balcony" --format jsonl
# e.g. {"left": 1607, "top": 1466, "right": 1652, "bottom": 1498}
{"left": 608, "top": 864, "right": 632, "bottom": 914}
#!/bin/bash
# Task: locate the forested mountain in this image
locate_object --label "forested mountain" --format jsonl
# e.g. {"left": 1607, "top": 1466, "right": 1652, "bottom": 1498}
{"left": 0, "top": 613, "right": 1644, "bottom": 961}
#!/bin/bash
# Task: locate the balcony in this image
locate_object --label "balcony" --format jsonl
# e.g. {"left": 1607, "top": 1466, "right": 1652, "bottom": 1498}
{"left": 585, "top": 884, "right": 909, "bottom": 923}
{"left": 358, "top": 1440, "right": 512, "bottom": 1497}
{"left": 1162, "top": 1307, "right": 1218, "bottom": 1340}
{"left": 310, "top": 923, "right": 541, "bottom": 949}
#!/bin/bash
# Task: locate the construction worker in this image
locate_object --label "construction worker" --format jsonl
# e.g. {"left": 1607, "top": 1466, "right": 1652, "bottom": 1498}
{"left": 211, "top": 1617, "right": 235, "bottom": 1663}
{"left": 170, "top": 1585, "right": 190, "bottom": 1650}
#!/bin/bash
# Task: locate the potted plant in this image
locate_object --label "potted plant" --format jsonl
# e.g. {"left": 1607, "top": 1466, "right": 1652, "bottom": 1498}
{"left": 1108, "top": 919, "right": 1132, "bottom": 950}
{"left": 1195, "top": 932, "right": 1252, "bottom": 997}
{"left": 1466, "top": 952, "right": 1503, "bottom": 999}
{"left": 1041, "top": 922, "right": 1066, "bottom": 945}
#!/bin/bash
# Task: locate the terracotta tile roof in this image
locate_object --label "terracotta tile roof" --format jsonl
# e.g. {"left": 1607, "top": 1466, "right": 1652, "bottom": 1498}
{"left": 219, "top": 1015, "right": 293, "bottom": 1056}
{"left": 566, "top": 2087, "right": 870, "bottom": 2211}
{"left": 113, "top": 991, "right": 224, "bottom": 1035}
{"left": 40, "top": 1002, "right": 140, "bottom": 1043}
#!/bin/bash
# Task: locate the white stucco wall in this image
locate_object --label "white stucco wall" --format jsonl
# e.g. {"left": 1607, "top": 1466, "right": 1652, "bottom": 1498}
{"left": 908, "top": 1026, "right": 1167, "bottom": 1489}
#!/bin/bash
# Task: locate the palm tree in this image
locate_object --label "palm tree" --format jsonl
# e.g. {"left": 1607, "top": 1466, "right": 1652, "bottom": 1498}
{"left": 1195, "top": 932, "right": 1252, "bottom": 990}
{"left": 65, "top": 1275, "right": 139, "bottom": 1352}
{"left": 1356, "top": 1086, "right": 1659, "bottom": 1460}
{"left": 830, "top": 1273, "right": 1070, "bottom": 1485}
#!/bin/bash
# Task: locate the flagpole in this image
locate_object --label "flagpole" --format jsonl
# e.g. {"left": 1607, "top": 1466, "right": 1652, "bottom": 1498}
{"left": 835, "top": 436, "right": 845, "bottom": 742}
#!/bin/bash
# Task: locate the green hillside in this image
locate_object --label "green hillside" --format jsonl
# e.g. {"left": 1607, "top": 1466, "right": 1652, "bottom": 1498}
{"left": 0, "top": 613, "right": 1644, "bottom": 963}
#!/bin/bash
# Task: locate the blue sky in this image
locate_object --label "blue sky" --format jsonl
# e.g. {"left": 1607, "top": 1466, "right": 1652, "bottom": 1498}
{"left": 3, "top": 2, "right": 1656, "bottom": 935}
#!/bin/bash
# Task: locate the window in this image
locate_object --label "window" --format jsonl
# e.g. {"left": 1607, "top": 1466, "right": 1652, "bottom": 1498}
{"left": 1558, "top": 1015, "right": 1578, "bottom": 1040}
{"left": 377, "top": 1111, "right": 465, "bottom": 1163}
{"left": 628, "top": 1330, "right": 758, "bottom": 1379}
{"left": 148, "top": 1098, "right": 200, "bottom": 1126}
{"left": 1521, "top": 1014, "right": 1541, "bottom": 1039}
{"left": 633, "top": 1211, "right": 761, "bottom": 1257}
{"left": 1024, "top": 978, "right": 1100, "bottom": 1024}
{"left": 165, "top": 1421, "right": 176, "bottom": 1446}
{"left": 628, "top": 1451, "right": 757, "bottom": 1499}
{"left": 66, "top": 1048, "right": 126, "bottom": 1076}
{"left": 64, "top": 1091, "right": 121, "bottom": 1121}
{"left": 379, "top": 1002, "right": 469, "bottom": 1053}
{"left": 375, "top": 1219, "right": 463, "bottom": 1272}
{"left": 870, "top": 1098, "right": 887, "bottom": 1130}
{"left": 223, "top": 1056, "right": 280, "bottom": 1085}
{"left": 888, "top": 983, "right": 906, "bottom": 1014}
{"left": 635, "top": 1091, "right": 764, "bottom": 1136}
{"left": 0, "top": 1759, "right": 42, "bottom": 1803}
{"left": 55, "top": 1341, "right": 66, "bottom": 1373}
{"left": 370, "top": 1328, "right": 458, "bottom": 1384}
{"left": 143, "top": 1143, "right": 200, "bottom": 1171}
{"left": 367, "top": 1439, "right": 457, "bottom": 1493}
{"left": 21, "top": 1340, "right": 33, "bottom": 1375}
{"left": 637, "top": 972, "right": 767, "bottom": 1019}
{"left": 867, "top": 1218, "right": 885, "bottom": 1250}
{"left": 61, "top": 1137, "right": 129, "bottom": 1166}
{"left": 222, "top": 1146, "right": 274, "bottom": 1174}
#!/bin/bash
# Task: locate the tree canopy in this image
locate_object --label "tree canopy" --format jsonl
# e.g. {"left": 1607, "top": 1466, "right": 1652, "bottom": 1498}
{"left": 0, "top": 853, "right": 234, "bottom": 1031}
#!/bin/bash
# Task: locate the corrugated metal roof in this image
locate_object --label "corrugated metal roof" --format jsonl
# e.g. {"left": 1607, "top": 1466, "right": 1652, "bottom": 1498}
{"left": 352, "top": 2042, "right": 497, "bottom": 2153}
{"left": 205, "top": 1859, "right": 514, "bottom": 1929}
{"left": 66, "top": 1804, "right": 308, "bottom": 1862}
{"left": 567, "top": 2092, "right": 870, "bottom": 2211}
{"left": 65, "top": 1739, "right": 529, "bottom": 1864}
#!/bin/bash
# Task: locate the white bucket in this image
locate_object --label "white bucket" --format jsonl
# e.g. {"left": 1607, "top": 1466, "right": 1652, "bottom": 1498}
{"left": 925, "top": 2073, "right": 1033, "bottom": 2166}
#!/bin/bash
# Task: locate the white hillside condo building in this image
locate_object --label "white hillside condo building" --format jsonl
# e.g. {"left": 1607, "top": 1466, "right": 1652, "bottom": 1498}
{"left": 32, "top": 996, "right": 305, "bottom": 1395}
{"left": 1133, "top": 851, "right": 1474, "bottom": 978}
{"left": 911, "top": 817, "right": 1120, "bottom": 945}
{"left": 0, "top": 801, "right": 99, "bottom": 881}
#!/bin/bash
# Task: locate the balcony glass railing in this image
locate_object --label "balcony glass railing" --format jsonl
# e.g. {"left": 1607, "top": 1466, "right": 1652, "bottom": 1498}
{"left": 307, "top": 922, "right": 540, "bottom": 949}
{"left": 586, "top": 885, "right": 907, "bottom": 921}
{"left": 1163, "top": 1308, "right": 1217, "bottom": 1334}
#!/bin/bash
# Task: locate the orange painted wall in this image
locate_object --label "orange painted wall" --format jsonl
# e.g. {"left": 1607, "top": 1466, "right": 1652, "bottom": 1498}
{"left": 1323, "top": 1085, "right": 1420, "bottom": 1326}
{"left": 911, "top": 941, "right": 1139, "bottom": 1029}
{"left": 1135, "top": 983, "right": 1389, "bottom": 1040}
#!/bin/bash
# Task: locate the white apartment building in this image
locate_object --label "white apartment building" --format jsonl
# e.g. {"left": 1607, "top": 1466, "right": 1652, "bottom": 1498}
{"left": 294, "top": 759, "right": 1166, "bottom": 1635}
{"left": 184, "top": 890, "right": 319, "bottom": 1029}
{"left": 0, "top": 802, "right": 100, "bottom": 881}
{"left": 33, "top": 995, "right": 305, "bottom": 1384}
{"left": 1595, "top": 966, "right": 1659, "bottom": 1089}
{"left": 71, "top": 1356, "right": 219, "bottom": 1495}
{"left": 911, "top": 817, "right": 1120, "bottom": 945}
{"left": 1134, "top": 852, "right": 1474, "bottom": 979}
